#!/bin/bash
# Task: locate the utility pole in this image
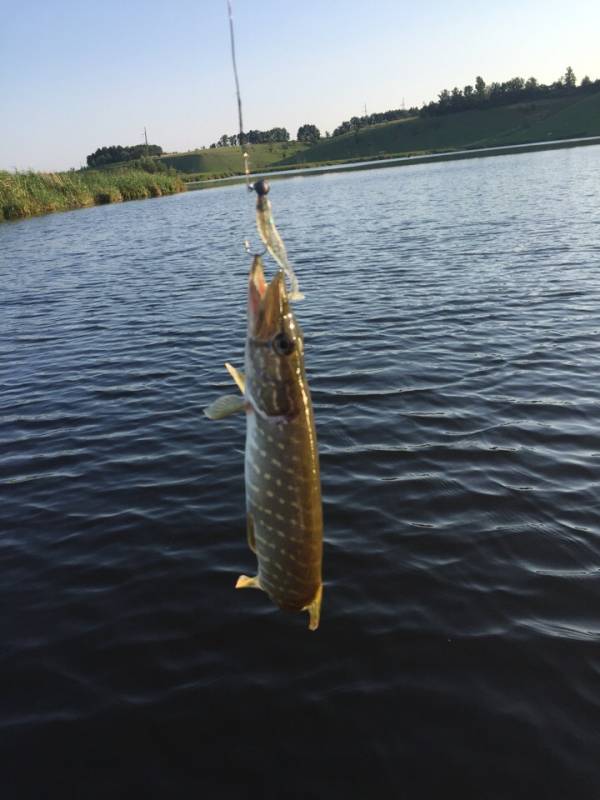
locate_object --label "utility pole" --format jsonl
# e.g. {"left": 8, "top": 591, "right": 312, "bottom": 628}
{"left": 364, "top": 102, "right": 368, "bottom": 117}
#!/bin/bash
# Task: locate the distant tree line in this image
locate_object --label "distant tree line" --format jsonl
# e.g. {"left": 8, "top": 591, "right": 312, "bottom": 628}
{"left": 211, "top": 125, "right": 326, "bottom": 147}
{"left": 332, "top": 108, "right": 418, "bottom": 137}
{"left": 210, "top": 127, "right": 290, "bottom": 147}
{"left": 86, "top": 144, "right": 163, "bottom": 168}
{"left": 200, "top": 66, "right": 600, "bottom": 152}
{"left": 420, "top": 67, "right": 598, "bottom": 117}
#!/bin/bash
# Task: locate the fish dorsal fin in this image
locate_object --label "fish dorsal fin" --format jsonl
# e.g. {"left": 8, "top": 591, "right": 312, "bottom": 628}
{"left": 236, "top": 574, "right": 262, "bottom": 591}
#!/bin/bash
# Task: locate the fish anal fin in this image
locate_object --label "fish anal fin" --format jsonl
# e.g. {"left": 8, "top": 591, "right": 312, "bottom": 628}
{"left": 203, "top": 394, "right": 245, "bottom": 420}
{"left": 302, "top": 583, "right": 323, "bottom": 631}
{"left": 246, "top": 515, "right": 256, "bottom": 554}
{"left": 225, "top": 362, "right": 245, "bottom": 394}
{"left": 236, "top": 574, "right": 262, "bottom": 591}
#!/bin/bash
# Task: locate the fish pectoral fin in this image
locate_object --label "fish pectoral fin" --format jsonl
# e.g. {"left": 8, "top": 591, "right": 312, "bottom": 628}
{"left": 302, "top": 583, "right": 323, "bottom": 632}
{"left": 203, "top": 394, "right": 246, "bottom": 420}
{"left": 235, "top": 574, "right": 262, "bottom": 591}
{"left": 225, "top": 362, "right": 245, "bottom": 394}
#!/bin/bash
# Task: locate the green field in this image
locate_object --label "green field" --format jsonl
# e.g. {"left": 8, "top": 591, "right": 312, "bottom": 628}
{"left": 160, "top": 141, "right": 309, "bottom": 178}
{"left": 279, "top": 93, "right": 600, "bottom": 166}
{"left": 0, "top": 169, "right": 185, "bottom": 221}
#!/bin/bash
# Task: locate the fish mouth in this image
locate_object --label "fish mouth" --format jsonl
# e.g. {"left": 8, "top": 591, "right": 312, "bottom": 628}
{"left": 249, "top": 254, "right": 266, "bottom": 302}
{"left": 248, "top": 257, "right": 288, "bottom": 338}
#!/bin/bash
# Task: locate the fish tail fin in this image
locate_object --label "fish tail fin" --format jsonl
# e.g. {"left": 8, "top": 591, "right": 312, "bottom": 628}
{"left": 235, "top": 574, "right": 262, "bottom": 591}
{"left": 303, "top": 583, "right": 323, "bottom": 631}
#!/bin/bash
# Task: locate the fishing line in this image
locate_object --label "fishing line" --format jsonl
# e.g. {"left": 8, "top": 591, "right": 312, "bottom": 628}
{"left": 226, "top": 0, "right": 303, "bottom": 300}
{"left": 226, "top": 0, "right": 251, "bottom": 188}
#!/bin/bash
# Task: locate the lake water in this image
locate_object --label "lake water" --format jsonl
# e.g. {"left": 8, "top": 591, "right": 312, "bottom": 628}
{"left": 2, "top": 146, "right": 600, "bottom": 798}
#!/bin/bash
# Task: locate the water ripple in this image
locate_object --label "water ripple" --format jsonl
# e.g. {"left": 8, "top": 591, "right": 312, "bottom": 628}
{"left": 2, "top": 146, "right": 600, "bottom": 797}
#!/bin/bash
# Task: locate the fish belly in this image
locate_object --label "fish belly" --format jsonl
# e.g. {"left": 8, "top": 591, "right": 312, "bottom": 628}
{"left": 245, "top": 410, "right": 322, "bottom": 612}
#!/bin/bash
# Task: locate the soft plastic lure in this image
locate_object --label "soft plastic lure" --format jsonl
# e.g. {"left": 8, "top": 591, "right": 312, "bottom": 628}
{"left": 253, "top": 179, "right": 304, "bottom": 302}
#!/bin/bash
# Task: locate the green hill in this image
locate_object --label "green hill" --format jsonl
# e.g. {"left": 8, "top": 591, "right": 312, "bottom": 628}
{"left": 160, "top": 141, "right": 308, "bottom": 178}
{"left": 148, "top": 92, "right": 600, "bottom": 182}
{"left": 280, "top": 92, "right": 600, "bottom": 166}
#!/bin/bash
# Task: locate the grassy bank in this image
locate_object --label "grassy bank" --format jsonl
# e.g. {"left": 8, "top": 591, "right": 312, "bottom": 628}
{"left": 0, "top": 169, "right": 186, "bottom": 221}
{"left": 159, "top": 141, "right": 308, "bottom": 179}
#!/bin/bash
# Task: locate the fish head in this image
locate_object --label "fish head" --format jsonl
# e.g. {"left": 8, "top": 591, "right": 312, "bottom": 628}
{"left": 246, "top": 256, "right": 306, "bottom": 418}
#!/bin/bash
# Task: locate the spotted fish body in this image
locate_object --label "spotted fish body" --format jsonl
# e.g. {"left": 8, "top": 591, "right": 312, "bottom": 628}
{"left": 238, "top": 256, "right": 323, "bottom": 629}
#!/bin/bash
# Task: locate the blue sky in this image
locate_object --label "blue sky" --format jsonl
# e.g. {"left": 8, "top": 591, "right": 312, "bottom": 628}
{"left": 1, "top": 0, "right": 599, "bottom": 171}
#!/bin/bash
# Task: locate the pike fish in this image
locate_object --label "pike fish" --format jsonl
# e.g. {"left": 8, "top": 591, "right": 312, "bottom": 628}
{"left": 205, "top": 255, "right": 323, "bottom": 630}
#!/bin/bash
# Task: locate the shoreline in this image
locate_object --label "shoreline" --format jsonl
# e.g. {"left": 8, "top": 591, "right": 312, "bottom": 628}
{"left": 0, "top": 169, "right": 186, "bottom": 223}
{"left": 3, "top": 135, "right": 599, "bottom": 223}
{"left": 185, "top": 135, "right": 600, "bottom": 190}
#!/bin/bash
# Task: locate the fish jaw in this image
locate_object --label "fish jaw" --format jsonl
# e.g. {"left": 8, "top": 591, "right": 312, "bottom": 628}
{"left": 248, "top": 260, "right": 290, "bottom": 341}
{"left": 258, "top": 270, "right": 289, "bottom": 339}
{"left": 248, "top": 255, "right": 266, "bottom": 334}
{"left": 245, "top": 266, "right": 304, "bottom": 420}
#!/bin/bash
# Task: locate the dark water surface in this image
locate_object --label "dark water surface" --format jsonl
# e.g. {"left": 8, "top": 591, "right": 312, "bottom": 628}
{"left": 2, "top": 146, "right": 600, "bottom": 798}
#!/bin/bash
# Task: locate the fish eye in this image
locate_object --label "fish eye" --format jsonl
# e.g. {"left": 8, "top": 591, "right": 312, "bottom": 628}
{"left": 272, "top": 332, "right": 295, "bottom": 356}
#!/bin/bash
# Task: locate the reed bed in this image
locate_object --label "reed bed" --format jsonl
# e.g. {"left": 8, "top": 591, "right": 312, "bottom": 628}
{"left": 0, "top": 169, "right": 186, "bottom": 221}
